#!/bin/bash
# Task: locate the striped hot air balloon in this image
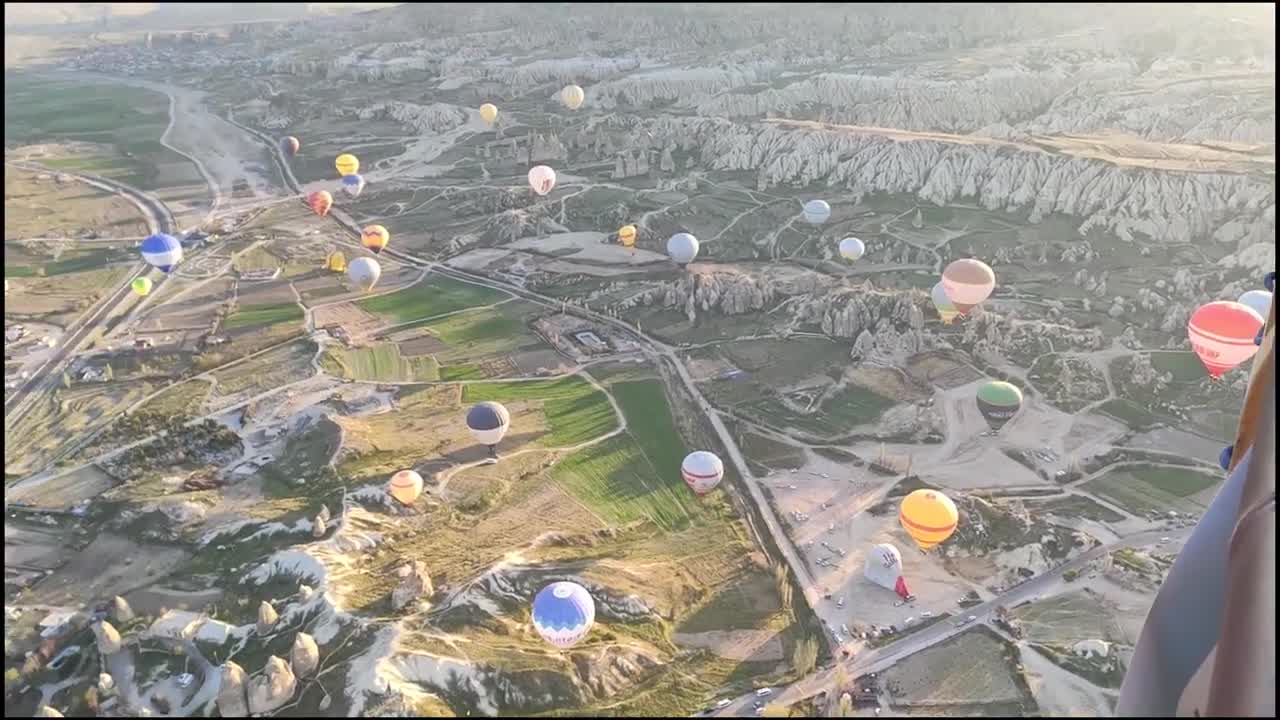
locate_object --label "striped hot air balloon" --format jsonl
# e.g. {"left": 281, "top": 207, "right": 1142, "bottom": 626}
{"left": 1188, "top": 301, "right": 1264, "bottom": 379}
{"left": 532, "top": 581, "right": 595, "bottom": 649}
{"left": 899, "top": 489, "right": 958, "bottom": 552}
{"left": 681, "top": 451, "right": 724, "bottom": 495}
{"left": 361, "top": 225, "right": 390, "bottom": 254}
{"left": 307, "top": 191, "right": 333, "bottom": 217}
{"left": 388, "top": 470, "right": 423, "bottom": 506}
{"left": 802, "top": 199, "right": 831, "bottom": 225}
{"left": 140, "top": 233, "right": 183, "bottom": 273}
{"left": 341, "top": 173, "right": 365, "bottom": 197}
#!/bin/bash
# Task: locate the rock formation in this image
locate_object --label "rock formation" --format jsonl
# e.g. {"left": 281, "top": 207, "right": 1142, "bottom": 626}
{"left": 291, "top": 632, "right": 320, "bottom": 678}
{"left": 110, "top": 595, "right": 134, "bottom": 624}
{"left": 312, "top": 514, "right": 327, "bottom": 538}
{"left": 257, "top": 601, "right": 279, "bottom": 635}
{"left": 246, "top": 656, "right": 297, "bottom": 715}
{"left": 391, "top": 560, "right": 434, "bottom": 611}
{"left": 92, "top": 621, "right": 122, "bottom": 656}
{"left": 216, "top": 662, "right": 249, "bottom": 718}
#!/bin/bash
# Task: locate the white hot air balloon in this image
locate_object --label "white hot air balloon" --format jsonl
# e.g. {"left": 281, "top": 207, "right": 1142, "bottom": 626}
{"left": 560, "top": 84, "right": 585, "bottom": 111}
{"left": 863, "top": 543, "right": 912, "bottom": 600}
{"left": 528, "top": 165, "right": 557, "bottom": 196}
{"left": 467, "top": 401, "right": 511, "bottom": 456}
{"left": 667, "top": 232, "right": 699, "bottom": 266}
{"left": 346, "top": 257, "right": 382, "bottom": 292}
{"left": 802, "top": 199, "right": 831, "bottom": 225}
{"left": 1238, "top": 289, "right": 1272, "bottom": 320}
{"left": 388, "top": 470, "right": 424, "bottom": 506}
{"left": 681, "top": 451, "right": 724, "bottom": 495}
{"left": 838, "top": 237, "right": 865, "bottom": 262}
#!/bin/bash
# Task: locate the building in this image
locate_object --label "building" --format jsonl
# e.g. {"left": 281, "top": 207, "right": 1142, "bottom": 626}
{"left": 572, "top": 330, "right": 609, "bottom": 352}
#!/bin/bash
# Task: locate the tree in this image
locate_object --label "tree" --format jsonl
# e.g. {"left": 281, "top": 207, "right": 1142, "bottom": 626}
{"left": 792, "top": 635, "right": 819, "bottom": 676}
{"left": 772, "top": 562, "right": 793, "bottom": 614}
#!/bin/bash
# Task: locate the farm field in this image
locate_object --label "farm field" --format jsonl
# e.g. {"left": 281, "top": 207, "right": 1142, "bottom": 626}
{"left": 319, "top": 343, "right": 439, "bottom": 382}
{"left": 5, "top": 464, "right": 117, "bottom": 510}
{"left": 461, "top": 376, "right": 616, "bottom": 447}
{"left": 4, "top": 166, "right": 149, "bottom": 242}
{"left": 207, "top": 340, "right": 317, "bottom": 400}
{"left": 1028, "top": 494, "right": 1126, "bottom": 524}
{"left": 1083, "top": 465, "right": 1219, "bottom": 516}
{"left": 358, "top": 273, "right": 508, "bottom": 325}
{"left": 222, "top": 301, "right": 303, "bottom": 331}
{"left": 882, "top": 627, "right": 1035, "bottom": 712}
{"left": 1011, "top": 589, "right": 1126, "bottom": 645}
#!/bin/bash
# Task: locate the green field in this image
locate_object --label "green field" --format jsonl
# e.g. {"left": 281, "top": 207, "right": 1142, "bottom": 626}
{"left": 4, "top": 246, "right": 136, "bottom": 279}
{"left": 1084, "top": 465, "right": 1219, "bottom": 516}
{"left": 358, "top": 274, "right": 507, "bottom": 325}
{"left": 1029, "top": 494, "right": 1126, "bottom": 524}
{"left": 1098, "top": 398, "right": 1159, "bottom": 429}
{"left": 552, "top": 435, "right": 704, "bottom": 531}
{"left": 461, "top": 376, "right": 616, "bottom": 446}
{"left": 222, "top": 301, "right": 303, "bottom": 330}
{"left": 4, "top": 73, "right": 194, "bottom": 191}
{"left": 1150, "top": 351, "right": 1208, "bottom": 382}
{"left": 737, "top": 384, "right": 895, "bottom": 437}
{"left": 440, "top": 364, "right": 487, "bottom": 381}
{"left": 320, "top": 344, "right": 439, "bottom": 382}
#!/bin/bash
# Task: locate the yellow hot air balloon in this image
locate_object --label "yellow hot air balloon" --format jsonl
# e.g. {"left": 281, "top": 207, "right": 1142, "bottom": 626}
{"left": 335, "top": 153, "right": 360, "bottom": 177}
{"left": 899, "top": 489, "right": 958, "bottom": 551}
{"left": 131, "top": 277, "right": 153, "bottom": 297}
{"left": 479, "top": 103, "right": 498, "bottom": 126}
{"left": 560, "top": 84, "right": 585, "bottom": 111}
{"left": 361, "top": 225, "right": 390, "bottom": 254}
{"left": 325, "top": 250, "right": 346, "bottom": 273}
{"left": 618, "top": 224, "right": 637, "bottom": 251}
{"left": 388, "top": 469, "right": 423, "bottom": 506}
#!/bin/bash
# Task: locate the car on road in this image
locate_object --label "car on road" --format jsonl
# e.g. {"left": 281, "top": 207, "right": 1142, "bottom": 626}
{"left": 968, "top": 615, "right": 977, "bottom": 622}
{"left": 921, "top": 611, "right": 933, "bottom": 618}
{"left": 714, "top": 699, "right": 731, "bottom": 709}
{"left": 754, "top": 708, "right": 765, "bottom": 716}
{"left": 176, "top": 673, "right": 195, "bottom": 688}
{"left": 755, "top": 688, "right": 774, "bottom": 698}
{"left": 836, "top": 596, "right": 845, "bottom": 608}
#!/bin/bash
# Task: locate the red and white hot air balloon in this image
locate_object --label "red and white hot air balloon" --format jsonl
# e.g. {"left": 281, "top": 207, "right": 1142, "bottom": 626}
{"left": 1187, "top": 301, "right": 1264, "bottom": 379}
{"left": 940, "top": 259, "right": 996, "bottom": 315}
{"left": 681, "top": 451, "right": 724, "bottom": 495}
{"left": 528, "top": 165, "right": 557, "bottom": 196}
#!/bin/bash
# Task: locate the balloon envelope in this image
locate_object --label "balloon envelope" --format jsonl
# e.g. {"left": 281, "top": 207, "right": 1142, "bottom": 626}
{"left": 560, "top": 84, "right": 585, "bottom": 110}
{"left": 1237, "top": 290, "right": 1272, "bottom": 320}
{"left": 667, "top": 232, "right": 699, "bottom": 265}
{"left": 681, "top": 451, "right": 724, "bottom": 495}
{"left": 864, "top": 543, "right": 911, "bottom": 599}
{"left": 388, "top": 470, "right": 423, "bottom": 505}
{"left": 362, "top": 225, "right": 390, "bottom": 254}
{"left": 131, "top": 277, "right": 153, "bottom": 296}
{"left": 839, "top": 237, "right": 865, "bottom": 262}
{"left": 335, "top": 153, "right": 359, "bottom": 177}
{"left": 307, "top": 191, "right": 333, "bottom": 217}
{"left": 341, "top": 174, "right": 365, "bottom": 197}
{"left": 281, "top": 136, "right": 300, "bottom": 156}
{"left": 941, "top": 259, "right": 996, "bottom": 313}
{"left": 802, "top": 199, "right": 831, "bottom": 225}
{"left": 532, "top": 581, "right": 595, "bottom": 649}
{"left": 479, "top": 103, "right": 498, "bottom": 126}
{"left": 325, "top": 251, "right": 346, "bottom": 273}
{"left": 1187, "top": 301, "right": 1263, "bottom": 379}
{"left": 528, "top": 165, "right": 557, "bottom": 196}
{"left": 976, "top": 380, "right": 1023, "bottom": 432}
{"left": 346, "top": 256, "right": 381, "bottom": 292}
{"left": 141, "top": 233, "right": 183, "bottom": 273}
{"left": 899, "top": 489, "right": 958, "bottom": 551}
{"left": 467, "top": 401, "right": 511, "bottom": 447}
{"left": 618, "top": 224, "right": 637, "bottom": 248}
{"left": 931, "top": 282, "right": 960, "bottom": 324}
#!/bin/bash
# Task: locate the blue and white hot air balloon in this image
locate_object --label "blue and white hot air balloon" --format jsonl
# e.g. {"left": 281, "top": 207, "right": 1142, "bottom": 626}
{"left": 802, "top": 199, "right": 831, "bottom": 225}
{"left": 341, "top": 173, "right": 366, "bottom": 198}
{"left": 531, "top": 581, "right": 595, "bottom": 649}
{"left": 667, "top": 232, "right": 699, "bottom": 266}
{"left": 466, "top": 401, "right": 511, "bottom": 455}
{"left": 140, "top": 233, "right": 183, "bottom": 273}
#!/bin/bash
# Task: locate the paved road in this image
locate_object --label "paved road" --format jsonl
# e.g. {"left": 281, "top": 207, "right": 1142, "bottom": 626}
{"left": 709, "top": 527, "right": 1188, "bottom": 717}
{"left": 2, "top": 162, "right": 170, "bottom": 423}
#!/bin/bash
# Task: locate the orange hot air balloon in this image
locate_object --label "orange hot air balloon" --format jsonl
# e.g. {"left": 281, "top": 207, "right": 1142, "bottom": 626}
{"left": 307, "top": 191, "right": 333, "bottom": 217}
{"left": 1187, "top": 301, "right": 1264, "bottom": 379}
{"left": 362, "top": 225, "right": 390, "bottom": 254}
{"left": 388, "top": 469, "right": 424, "bottom": 506}
{"left": 941, "top": 259, "right": 996, "bottom": 315}
{"left": 899, "top": 489, "right": 959, "bottom": 552}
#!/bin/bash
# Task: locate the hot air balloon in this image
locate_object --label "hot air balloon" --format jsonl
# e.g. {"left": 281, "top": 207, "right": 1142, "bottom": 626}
{"left": 307, "top": 191, "right": 333, "bottom": 217}
{"left": 335, "top": 153, "right": 359, "bottom": 177}
{"left": 388, "top": 470, "right": 423, "bottom": 506}
{"left": 467, "top": 401, "right": 511, "bottom": 456}
{"left": 681, "top": 451, "right": 724, "bottom": 495}
{"left": 131, "top": 277, "right": 153, "bottom": 297}
{"left": 346, "top": 256, "right": 381, "bottom": 293}
{"left": 479, "top": 103, "right": 498, "bottom": 126}
{"left": 140, "top": 233, "right": 183, "bottom": 273}
{"left": 560, "top": 84, "right": 585, "bottom": 111}
{"left": 531, "top": 581, "right": 595, "bottom": 649}
{"left": 864, "top": 543, "right": 912, "bottom": 600}
{"left": 941, "top": 259, "right": 996, "bottom": 315}
{"left": 976, "top": 380, "right": 1023, "bottom": 433}
{"left": 528, "top": 165, "right": 557, "bottom": 196}
{"left": 1187, "top": 301, "right": 1264, "bottom": 379}
{"left": 931, "top": 282, "right": 960, "bottom": 325}
{"left": 899, "top": 489, "right": 958, "bottom": 552}
{"left": 667, "top": 232, "right": 699, "bottom": 266}
{"left": 281, "top": 136, "right": 300, "bottom": 157}
{"left": 341, "top": 173, "right": 365, "bottom": 197}
{"left": 362, "top": 225, "right": 390, "bottom": 254}
{"left": 838, "top": 237, "right": 865, "bottom": 262}
{"left": 1237, "top": 289, "right": 1272, "bottom": 320}
{"left": 802, "top": 199, "right": 831, "bottom": 225}
{"left": 618, "top": 224, "right": 637, "bottom": 251}
{"left": 325, "top": 251, "right": 346, "bottom": 273}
